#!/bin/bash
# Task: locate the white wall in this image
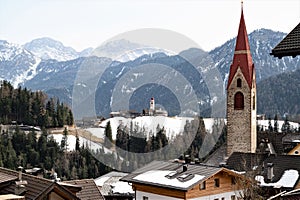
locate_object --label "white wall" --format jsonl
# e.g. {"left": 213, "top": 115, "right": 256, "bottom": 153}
{"left": 189, "top": 190, "right": 242, "bottom": 200}
{"left": 136, "top": 190, "right": 243, "bottom": 200}
{"left": 136, "top": 191, "right": 182, "bottom": 200}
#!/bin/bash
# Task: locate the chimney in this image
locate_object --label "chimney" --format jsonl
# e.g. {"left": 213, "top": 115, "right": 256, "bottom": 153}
{"left": 15, "top": 166, "right": 27, "bottom": 195}
{"left": 18, "top": 166, "right": 23, "bottom": 181}
{"left": 183, "top": 165, "right": 188, "bottom": 172}
{"left": 185, "top": 155, "right": 191, "bottom": 164}
{"left": 194, "top": 158, "right": 200, "bottom": 164}
{"left": 267, "top": 163, "right": 274, "bottom": 181}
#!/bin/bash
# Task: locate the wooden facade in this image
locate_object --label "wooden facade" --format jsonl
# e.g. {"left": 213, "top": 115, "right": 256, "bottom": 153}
{"left": 132, "top": 169, "right": 243, "bottom": 200}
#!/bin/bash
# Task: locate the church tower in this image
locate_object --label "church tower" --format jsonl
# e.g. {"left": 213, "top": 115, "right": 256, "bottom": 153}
{"left": 227, "top": 3, "right": 257, "bottom": 156}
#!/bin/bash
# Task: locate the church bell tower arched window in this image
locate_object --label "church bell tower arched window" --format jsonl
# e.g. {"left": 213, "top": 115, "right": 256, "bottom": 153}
{"left": 234, "top": 92, "right": 244, "bottom": 110}
{"left": 237, "top": 78, "right": 242, "bottom": 87}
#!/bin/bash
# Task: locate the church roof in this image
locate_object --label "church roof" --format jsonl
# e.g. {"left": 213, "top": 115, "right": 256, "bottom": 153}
{"left": 227, "top": 6, "right": 254, "bottom": 89}
{"left": 271, "top": 22, "right": 300, "bottom": 58}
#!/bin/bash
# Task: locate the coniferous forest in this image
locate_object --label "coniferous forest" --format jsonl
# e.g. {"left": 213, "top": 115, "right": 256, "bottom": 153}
{"left": 0, "top": 81, "right": 112, "bottom": 180}
{"left": 0, "top": 126, "right": 112, "bottom": 180}
{"left": 0, "top": 80, "right": 73, "bottom": 127}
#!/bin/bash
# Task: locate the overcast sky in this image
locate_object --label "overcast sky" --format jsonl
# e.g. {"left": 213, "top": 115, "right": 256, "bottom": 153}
{"left": 0, "top": 0, "right": 299, "bottom": 51}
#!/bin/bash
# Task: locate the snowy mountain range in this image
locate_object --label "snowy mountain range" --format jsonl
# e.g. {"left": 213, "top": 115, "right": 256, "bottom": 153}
{"left": 24, "top": 37, "right": 92, "bottom": 61}
{"left": 0, "top": 40, "right": 41, "bottom": 88}
{"left": 0, "top": 29, "right": 299, "bottom": 118}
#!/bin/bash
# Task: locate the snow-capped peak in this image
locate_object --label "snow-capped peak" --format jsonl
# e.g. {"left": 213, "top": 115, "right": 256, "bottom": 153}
{"left": 23, "top": 37, "right": 80, "bottom": 61}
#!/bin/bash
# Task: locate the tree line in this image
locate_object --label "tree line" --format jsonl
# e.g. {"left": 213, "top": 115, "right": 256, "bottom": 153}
{"left": 0, "top": 80, "right": 73, "bottom": 127}
{"left": 0, "top": 126, "right": 111, "bottom": 180}
{"left": 99, "top": 117, "right": 226, "bottom": 172}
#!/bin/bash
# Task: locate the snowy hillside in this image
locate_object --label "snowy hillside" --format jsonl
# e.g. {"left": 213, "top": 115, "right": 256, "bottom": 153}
{"left": 84, "top": 117, "right": 299, "bottom": 142}
{"left": 84, "top": 116, "right": 217, "bottom": 141}
{"left": 48, "top": 117, "right": 299, "bottom": 154}
{"left": 49, "top": 134, "right": 113, "bottom": 154}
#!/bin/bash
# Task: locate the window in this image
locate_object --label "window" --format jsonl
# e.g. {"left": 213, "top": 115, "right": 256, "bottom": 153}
{"left": 200, "top": 181, "right": 206, "bottom": 190}
{"left": 253, "top": 95, "right": 255, "bottom": 110}
{"left": 237, "top": 78, "right": 242, "bottom": 87}
{"left": 231, "top": 195, "right": 236, "bottom": 200}
{"left": 177, "top": 173, "right": 194, "bottom": 182}
{"left": 143, "top": 196, "right": 148, "bottom": 200}
{"left": 234, "top": 92, "right": 244, "bottom": 110}
{"left": 221, "top": 198, "right": 225, "bottom": 200}
{"left": 214, "top": 178, "right": 220, "bottom": 187}
{"left": 165, "top": 171, "right": 177, "bottom": 179}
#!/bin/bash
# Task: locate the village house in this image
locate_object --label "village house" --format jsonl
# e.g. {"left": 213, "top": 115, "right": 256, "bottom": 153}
{"left": 0, "top": 167, "right": 104, "bottom": 200}
{"left": 121, "top": 160, "right": 251, "bottom": 200}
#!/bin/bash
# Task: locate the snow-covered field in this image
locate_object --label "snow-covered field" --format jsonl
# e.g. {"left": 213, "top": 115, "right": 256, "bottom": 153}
{"left": 86, "top": 116, "right": 218, "bottom": 140}
{"left": 49, "top": 134, "right": 113, "bottom": 154}
{"left": 257, "top": 120, "right": 299, "bottom": 132}
{"left": 49, "top": 117, "right": 299, "bottom": 153}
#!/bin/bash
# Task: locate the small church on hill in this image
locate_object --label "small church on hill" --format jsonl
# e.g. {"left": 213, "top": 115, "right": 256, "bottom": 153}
{"left": 226, "top": 2, "right": 257, "bottom": 156}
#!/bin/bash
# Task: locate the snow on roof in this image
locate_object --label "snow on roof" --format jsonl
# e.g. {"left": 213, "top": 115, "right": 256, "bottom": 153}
{"left": 255, "top": 169, "right": 299, "bottom": 188}
{"left": 94, "top": 171, "right": 129, "bottom": 187}
{"left": 111, "top": 181, "right": 134, "bottom": 194}
{"left": 133, "top": 170, "right": 204, "bottom": 189}
{"left": 94, "top": 176, "right": 110, "bottom": 187}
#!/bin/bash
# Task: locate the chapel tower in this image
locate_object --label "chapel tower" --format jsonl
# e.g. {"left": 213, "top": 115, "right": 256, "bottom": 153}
{"left": 226, "top": 3, "right": 257, "bottom": 156}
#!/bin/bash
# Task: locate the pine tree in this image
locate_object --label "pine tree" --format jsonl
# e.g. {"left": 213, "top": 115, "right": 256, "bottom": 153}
{"left": 61, "top": 127, "right": 69, "bottom": 151}
{"left": 6, "top": 139, "right": 17, "bottom": 169}
{"left": 282, "top": 116, "right": 291, "bottom": 133}
{"left": 75, "top": 132, "right": 80, "bottom": 152}
{"left": 274, "top": 114, "right": 279, "bottom": 132}
{"left": 104, "top": 121, "right": 113, "bottom": 148}
{"left": 268, "top": 117, "right": 273, "bottom": 132}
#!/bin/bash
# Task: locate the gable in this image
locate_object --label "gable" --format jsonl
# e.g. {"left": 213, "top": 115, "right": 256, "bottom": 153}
{"left": 35, "top": 182, "right": 80, "bottom": 200}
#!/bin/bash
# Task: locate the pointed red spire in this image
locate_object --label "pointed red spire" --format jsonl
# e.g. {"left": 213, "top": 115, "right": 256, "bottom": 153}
{"left": 227, "top": 4, "right": 254, "bottom": 89}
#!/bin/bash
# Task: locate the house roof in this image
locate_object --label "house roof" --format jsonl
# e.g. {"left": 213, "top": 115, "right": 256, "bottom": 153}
{"left": 226, "top": 152, "right": 267, "bottom": 172}
{"left": 227, "top": 6, "right": 254, "bottom": 89}
{"left": 226, "top": 152, "right": 300, "bottom": 189}
{"left": 203, "top": 143, "right": 227, "bottom": 166}
{"left": 94, "top": 171, "right": 129, "bottom": 187}
{"left": 35, "top": 182, "right": 80, "bottom": 200}
{"left": 271, "top": 22, "right": 300, "bottom": 58}
{"left": 63, "top": 179, "right": 104, "bottom": 200}
{"left": 263, "top": 155, "right": 300, "bottom": 184}
{"left": 0, "top": 167, "right": 54, "bottom": 200}
{"left": 257, "top": 132, "right": 285, "bottom": 154}
{"left": 95, "top": 172, "right": 133, "bottom": 196}
{"left": 0, "top": 171, "right": 17, "bottom": 185}
{"left": 121, "top": 160, "right": 242, "bottom": 191}
{"left": 0, "top": 167, "right": 82, "bottom": 200}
